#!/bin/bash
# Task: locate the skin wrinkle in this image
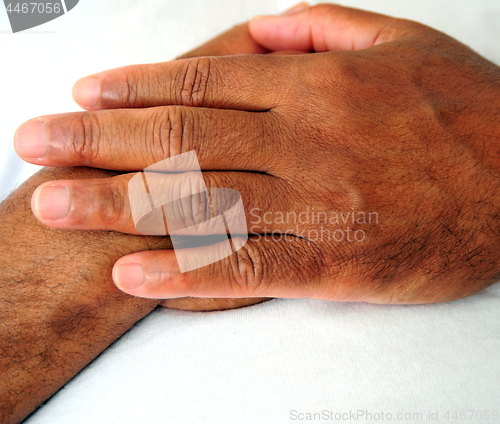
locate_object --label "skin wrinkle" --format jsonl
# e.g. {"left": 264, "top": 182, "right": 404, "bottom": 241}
{"left": 0, "top": 166, "right": 187, "bottom": 423}
{"left": 4, "top": 15, "right": 500, "bottom": 422}
{"left": 155, "top": 108, "right": 173, "bottom": 161}
{"left": 124, "top": 72, "right": 136, "bottom": 107}
{"left": 178, "top": 57, "right": 209, "bottom": 107}
{"left": 200, "top": 57, "right": 212, "bottom": 107}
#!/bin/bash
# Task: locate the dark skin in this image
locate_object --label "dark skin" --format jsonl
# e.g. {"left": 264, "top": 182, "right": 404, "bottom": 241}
{"left": 0, "top": 166, "right": 159, "bottom": 424}
{"left": 5, "top": 4, "right": 500, "bottom": 422}
{"left": 1, "top": 23, "right": 269, "bottom": 424}
{"left": 17, "top": 5, "right": 500, "bottom": 303}
{"left": 0, "top": 172, "right": 265, "bottom": 424}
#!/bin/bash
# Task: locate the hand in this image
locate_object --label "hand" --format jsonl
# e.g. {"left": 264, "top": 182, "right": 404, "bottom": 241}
{"left": 31, "top": 22, "right": 273, "bottom": 312}
{"left": 12, "top": 14, "right": 300, "bottom": 313}
{"left": 14, "top": 4, "right": 500, "bottom": 304}
{"left": 0, "top": 22, "right": 279, "bottom": 423}
{"left": 148, "top": 22, "right": 272, "bottom": 311}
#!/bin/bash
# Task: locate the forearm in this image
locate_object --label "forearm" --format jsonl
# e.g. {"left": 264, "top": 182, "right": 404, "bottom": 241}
{"left": 0, "top": 167, "right": 166, "bottom": 424}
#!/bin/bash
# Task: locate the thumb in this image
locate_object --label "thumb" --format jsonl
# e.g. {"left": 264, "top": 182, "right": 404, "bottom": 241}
{"left": 249, "top": 3, "right": 423, "bottom": 52}
{"left": 176, "top": 22, "right": 269, "bottom": 59}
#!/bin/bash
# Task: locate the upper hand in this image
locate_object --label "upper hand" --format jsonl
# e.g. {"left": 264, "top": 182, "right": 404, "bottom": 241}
{"left": 14, "top": 4, "right": 500, "bottom": 304}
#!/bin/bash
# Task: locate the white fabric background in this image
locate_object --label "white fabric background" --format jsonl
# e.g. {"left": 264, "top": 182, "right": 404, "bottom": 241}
{"left": 0, "top": 1, "right": 499, "bottom": 423}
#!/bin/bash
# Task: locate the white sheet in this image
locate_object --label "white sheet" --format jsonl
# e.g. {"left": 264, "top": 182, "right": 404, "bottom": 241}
{"left": 1, "top": 1, "right": 499, "bottom": 423}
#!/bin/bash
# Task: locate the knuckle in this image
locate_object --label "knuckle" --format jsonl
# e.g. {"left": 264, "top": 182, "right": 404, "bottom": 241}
{"left": 177, "top": 180, "right": 211, "bottom": 229}
{"left": 311, "top": 3, "right": 341, "bottom": 16}
{"left": 227, "top": 241, "right": 265, "bottom": 295}
{"left": 145, "top": 107, "right": 193, "bottom": 162}
{"left": 70, "top": 112, "right": 101, "bottom": 163}
{"left": 176, "top": 57, "right": 213, "bottom": 106}
{"left": 331, "top": 54, "right": 357, "bottom": 81}
{"left": 315, "top": 54, "right": 362, "bottom": 104}
{"left": 124, "top": 71, "right": 139, "bottom": 106}
{"left": 96, "top": 178, "right": 130, "bottom": 230}
{"left": 396, "top": 19, "right": 430, "bottom": 38}
{"left": 299, "top": 53, "right": 355, "bottom": 91}
{"left": 160, "top": 171, "right": 210, "bottom": 232}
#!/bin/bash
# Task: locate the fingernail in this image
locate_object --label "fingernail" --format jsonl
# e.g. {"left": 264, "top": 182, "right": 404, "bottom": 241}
{"left": 73, "top": 77, "right": 100, "bottom": 109}
{"left": 33, "top": 185, "right": 70, "bottom": 220}
{"left": 114, "top": 263, "right": 145, "bottom": 290}
{"left": 14, "top": 120, "right": 47, "bottom": 159}
{"left": 283, "top": 1, "right": 310, "bottom": 14}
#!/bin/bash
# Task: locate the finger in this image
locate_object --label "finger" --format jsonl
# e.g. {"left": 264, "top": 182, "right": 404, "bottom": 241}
{"left": 72, "top": 23, "right": 269, "bottom": 111}
{"left": 69, "top": 54, "right": 289, "bottom": 111}
{"left": 112, "top": 236, "right": 336, "bottom": 300}
{"left": 30, "top": 172, "right": 293, "bottom": 235}
{"left": 283, "top": 2, "right": 310, "bottom": 14}
{"left": 249, "top": 3, "right": 427, "bottom": 52}
{"left": 14, "top": 107, "right": 276, "bottom": 172}
{"left": 176, "top": 22, "right": 269, "bottom": 59}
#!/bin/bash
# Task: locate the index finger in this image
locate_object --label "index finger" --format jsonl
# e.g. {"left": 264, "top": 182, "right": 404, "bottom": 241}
{"left": 72, "top": 54, "right": 289, "bottom": 111}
